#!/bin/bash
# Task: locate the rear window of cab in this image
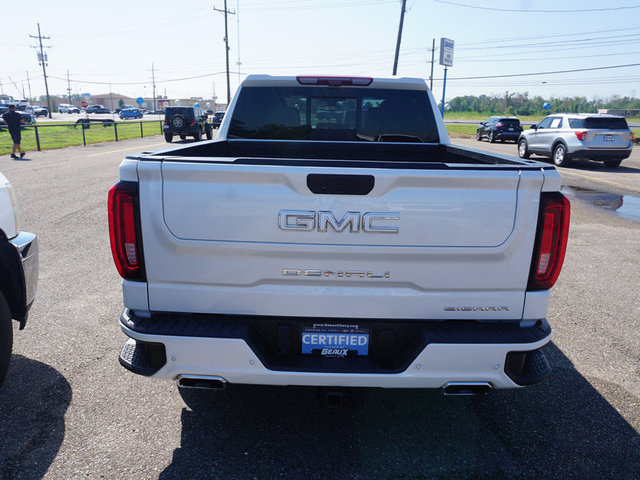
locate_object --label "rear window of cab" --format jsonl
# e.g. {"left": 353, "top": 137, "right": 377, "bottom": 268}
{"left": 228, "top": 86, "right": 439, "bottom": 143}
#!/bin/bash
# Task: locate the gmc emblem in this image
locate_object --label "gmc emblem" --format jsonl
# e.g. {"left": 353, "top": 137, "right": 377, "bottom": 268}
{"left": 278, "top": 210, "right": 400, "bottom": 233}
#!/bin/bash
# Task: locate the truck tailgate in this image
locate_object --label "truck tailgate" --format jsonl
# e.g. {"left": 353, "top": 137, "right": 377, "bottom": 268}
{"left": 139, "top": 160, "right": 543, "bottom": 320}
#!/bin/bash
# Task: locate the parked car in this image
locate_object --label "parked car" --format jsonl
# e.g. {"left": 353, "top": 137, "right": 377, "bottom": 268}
{"left": 517, "top": 113, "right": 634, "bottom": 168}
{"left": 476, "top": 116, "right": 523, "bottom": 143}
{"left": 163, "top": 106, "right": 212, "bottom": 142}
{"left": 0, "top": 171, "right": 39, "bottom": 388}
{"left": 1, "top": 105, "right": 35, "bottom": 126}
{"left": 115, "top": 105, "right": 136, "bottom": 114}
{"left": 85, "top": 105, "right": 111, "bottom": 114}
{"left": 119, "top": 108, "right": 143, "bottom": 119}
{"left": 33, "top": 106, "right": 48, "bottom": 117}
{"left": 14, "top": 106, "right": 36, "bottom": 125}
{"left": 211, "top": 111, "right": 225, "bottom": 129}
{"left": 58, "top": 104, "right": 80, "bottom": 114}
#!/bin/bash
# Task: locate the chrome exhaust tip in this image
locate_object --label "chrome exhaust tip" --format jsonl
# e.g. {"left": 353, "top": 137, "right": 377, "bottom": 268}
{"left": 442, "top": 382, "right": 492, "bottom": 396}
{"left": 177, "top": 375, "right": 227, "bottom": 390}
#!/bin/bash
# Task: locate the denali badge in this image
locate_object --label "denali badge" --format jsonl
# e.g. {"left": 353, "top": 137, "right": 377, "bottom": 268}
{"left": 444, "top": 306, "right": 511, "bottom": 312}
{"left": 278, "top": 210, "right": 399, "bottom": 233}
{"left": 283, "top": 269, "right": 390, "bottom": 279}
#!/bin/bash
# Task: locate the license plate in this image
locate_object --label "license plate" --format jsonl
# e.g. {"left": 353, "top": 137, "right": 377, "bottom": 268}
{"left": 603, "top": 135, "right": 615, "bottom": 142}
{"left": 301, "top": 324, "right": 369, "bottom": 357}
{"left": 508, "top": 128, "right": 514, "bottom": 131}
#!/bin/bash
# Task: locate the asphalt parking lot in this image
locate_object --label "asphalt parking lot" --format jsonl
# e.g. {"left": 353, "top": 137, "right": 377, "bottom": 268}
{"left": 0, "top": 136, "right": 638, "bottom": 479}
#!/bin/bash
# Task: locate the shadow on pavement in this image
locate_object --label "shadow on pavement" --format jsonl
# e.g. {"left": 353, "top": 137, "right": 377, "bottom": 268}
{"left": 0, "top": 355, "right": 71, "bottom": 480}
{"left": 160, "top": 343, "right": 639, "bottom": 480}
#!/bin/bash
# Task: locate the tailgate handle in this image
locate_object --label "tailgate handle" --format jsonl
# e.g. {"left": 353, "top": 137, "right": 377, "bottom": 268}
{"left": 307, "top": 174, "right": 374, "bottom": 195}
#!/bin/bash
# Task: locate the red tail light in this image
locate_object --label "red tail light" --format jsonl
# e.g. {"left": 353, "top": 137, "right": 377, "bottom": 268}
{"left": 574, "top": 131, "right": 587, "bottom": 141}
{"left": 163, "top": 119, "right": 168, "bottom": 125}
{"left": 528, "top": 192, "right": 570, "bottom": 290}
{"left": 631, "top": 132, "right": 635, "bottom": 142}
{"left": 108, "top": 182, "right": 145, "bottom": 281}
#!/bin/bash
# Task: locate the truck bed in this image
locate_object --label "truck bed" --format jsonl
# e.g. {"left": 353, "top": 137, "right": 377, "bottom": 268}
{"left": 135, "top": 139, "right": 553, "bottom": 170}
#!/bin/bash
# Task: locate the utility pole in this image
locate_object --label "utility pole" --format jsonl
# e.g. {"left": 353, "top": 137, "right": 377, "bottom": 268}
{"left": 30, "top": 23, "right": 52, "bottom": 118}
{"left": 214, "top": 0, "right": 235, "bottom": 105}
{"left": 236, "top": 0, "right": 241, "bottom": 83}
{"left": 392, "top": 0, "right": 407, "bottom": 76}
{"left": 151, "top": 63, "right": 157, "bottom": 111}
{"left": 26, "top": 71, "right": 32, "bottom": 101}
{"left": 66, "top": 70, "right": 72, "bottom": 104}
{"left": 428, "top": 38, "right": 435, "bottom": 90}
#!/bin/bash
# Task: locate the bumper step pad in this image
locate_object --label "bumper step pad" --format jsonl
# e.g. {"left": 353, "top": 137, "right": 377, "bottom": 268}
{"left": 504, "top": 348, "right": 551, "bottom": 386}
{"left": 119, "top": 338, "right": 166, "bottom": 376}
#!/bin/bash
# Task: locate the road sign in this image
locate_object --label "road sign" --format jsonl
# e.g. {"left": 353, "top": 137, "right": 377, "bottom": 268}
{"left": 439, "top": 38, "right": 454, "bottom": 67}
{"left": 80, "top": 101, "right": 88, "bottom": 108}
{"left": 136, "top": 97, "right": 144, "bottom": 105}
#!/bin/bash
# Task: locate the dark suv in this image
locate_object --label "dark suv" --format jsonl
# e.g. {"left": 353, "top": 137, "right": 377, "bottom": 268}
{"left": 163, "top": 106, "right": 212, "bottom": 142}
{"left": 476, "top": 116, "right": 523, "bottom": 143}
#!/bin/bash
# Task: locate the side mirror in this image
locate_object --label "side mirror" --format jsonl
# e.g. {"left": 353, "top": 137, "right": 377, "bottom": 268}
{"left": 530, "top": 124, "right": 537, "bottom": 130}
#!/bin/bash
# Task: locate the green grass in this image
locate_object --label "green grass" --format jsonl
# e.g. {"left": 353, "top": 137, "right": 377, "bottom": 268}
{"left": 0, "top": 120, "right": 164, "bottom": 155}
{"left": 445, "top": 124, "right": 479, "bottom": 139}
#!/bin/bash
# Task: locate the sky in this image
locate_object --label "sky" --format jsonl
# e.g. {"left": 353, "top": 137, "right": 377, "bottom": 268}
{"left": 1, "top": 0, "right": 640, "bottom": 105}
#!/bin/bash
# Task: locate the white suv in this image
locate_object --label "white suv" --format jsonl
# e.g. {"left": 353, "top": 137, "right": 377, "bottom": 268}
{"left": 517, "top": 113, "right": 634, "bottom": 168}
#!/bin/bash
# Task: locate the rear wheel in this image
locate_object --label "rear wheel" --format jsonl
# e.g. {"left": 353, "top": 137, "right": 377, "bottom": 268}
{"left": 488, "top": 131, "right": 495, "bottom": 143}
{"left": 604, "top": 159, "right": 622, "bottom": 168}
{"left": 164, "top": 133, "right": 173, "bottom": 142}
{"left": 179, "top": 135, "right": 186, "bottom": 140}
{"left": 518, "top": 139, "right": 530, "bottom": 159}
{"left": 0, "top": 292, "right": 13, "bottom": 389}
{"left": 553, "top": 143, "right": 572, "bottom": 167}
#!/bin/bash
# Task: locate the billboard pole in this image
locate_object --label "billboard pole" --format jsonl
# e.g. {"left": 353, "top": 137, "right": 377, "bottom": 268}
{"left": 438, "top": 37, "right": 454, "bottom": 118}
{"left": 440, "top": 67, "right": 448, "bottom": 117}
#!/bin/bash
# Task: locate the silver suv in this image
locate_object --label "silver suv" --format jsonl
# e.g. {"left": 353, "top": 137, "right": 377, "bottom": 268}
{"left": 517, "top": 113, "right": 634, "bottom": 168}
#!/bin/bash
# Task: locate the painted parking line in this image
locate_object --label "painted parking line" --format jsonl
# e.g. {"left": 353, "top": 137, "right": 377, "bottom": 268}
{"left": 560, "top": 169, "right": 640, "bottom": 193}
{"left": 87, "top": 142, "right": 167, "bottom": 157}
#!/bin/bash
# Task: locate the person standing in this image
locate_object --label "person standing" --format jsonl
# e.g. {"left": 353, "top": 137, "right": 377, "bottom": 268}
{"left": 2, "top": 104, "right": 25, "bottom": 159}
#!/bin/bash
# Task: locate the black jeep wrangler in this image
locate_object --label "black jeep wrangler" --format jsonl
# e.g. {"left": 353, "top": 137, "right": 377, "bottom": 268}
{"left": 163, "top": 106, "right": 212, "bottom": 142}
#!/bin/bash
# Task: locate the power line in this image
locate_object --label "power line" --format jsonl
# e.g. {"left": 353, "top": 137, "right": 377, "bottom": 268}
{"left": 433, "top": 0, "right": 640, "bottom": 13}
{"left": 442, "top": 62, "right": 640, "bottom": 82}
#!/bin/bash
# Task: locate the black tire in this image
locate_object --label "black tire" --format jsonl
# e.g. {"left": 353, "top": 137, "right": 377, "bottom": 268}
{"left": 205, "top": 127, "right": 213, "bottom": 140}
{"left": 179, "top": 135, "right": 186, "bottom": 140}
{"left": 604, "top": 159, "right": 622, "bottom": 168}
{"left": 553, "top": 143, "right": 572, "bottom": 167}
{"left": 488, "top": 131, "right": 495, "bottom": 143}
{"left": 164, "top": 133, "right": 173, "bottom": 143}
{"left": 518, "top": 139, "right": 530, "bottom": 159}
{"left": 193, "top": 130, "right": 202, "bottom": 141}
{"left": 170, "top": 115, "right": 185, "bottom": 129}
{"left": 0, "top": 292, "right": 13, "bottom": 389}
{"left": 476, "top": 130, "right": 482, "bottom": 141}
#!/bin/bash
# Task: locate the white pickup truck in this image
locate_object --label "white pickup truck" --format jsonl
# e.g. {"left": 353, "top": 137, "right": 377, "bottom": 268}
{"left": 109, "top": 75, "right": 570, "bottom": 395}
